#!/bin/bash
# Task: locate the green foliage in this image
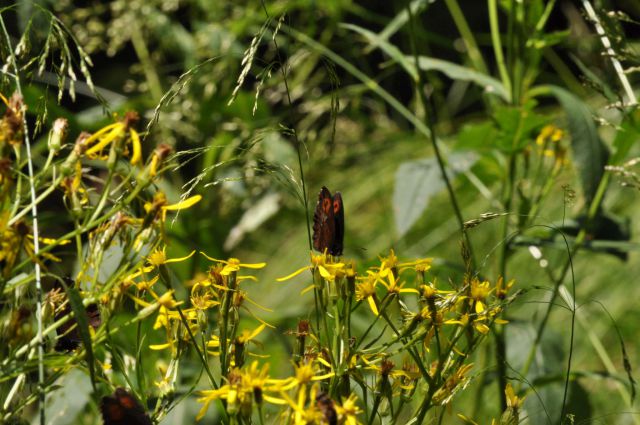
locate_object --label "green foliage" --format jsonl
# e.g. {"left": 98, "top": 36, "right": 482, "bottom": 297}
{"left": 1, "top": 0, "right": 640, "bottom": 424}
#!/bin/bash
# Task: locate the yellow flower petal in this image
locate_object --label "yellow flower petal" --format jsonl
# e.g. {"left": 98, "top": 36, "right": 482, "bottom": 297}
{"left": 239, "top": 262, "right": 266, "bottom": 269}
{"left": 129, "top": 128, "right": 142, "bottom": 165}
{"left": 263, "top": 394, "right": 288, "bottom": 405}
{"left": 83, "top": 122, "right": 120, "bottom": 146}
{"left": 149, "top": 343, "right": 171, "bottom": 350}
{"left": 85, "top": 124, "right": 123, "bottom": 155}
{"left": 164, "top": 250, "right": 196, "bottom": 264}
{"left": 163, "top": 195, "right": 202, "bottom": 211}
{"left": 247, "top": 323, "right": 267, "bottom": 341}
{"left": 367, "top": 296, "right": 379, "bottom": 316}
{"left": 277, "top": 265, "right": 312, "bottom": 282}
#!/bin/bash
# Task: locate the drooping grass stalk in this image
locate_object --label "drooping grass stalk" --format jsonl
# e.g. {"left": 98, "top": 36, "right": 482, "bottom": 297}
{"left": 519, "top": 170, "right": 612, "bottom": 386}
{"left": 260, "top": 0, "right": 312, "bottom": 250}
{"left": 581, "top": 0, "right": 637, "bottom": 105}
{"left": 405, "top": 3, "right": 476, "bottom": 268}
{"left": 0, "top": 15, "right": 46, "bottom": 425}
{"left": 558, "top": 239, "right": 576, "bottom": 424}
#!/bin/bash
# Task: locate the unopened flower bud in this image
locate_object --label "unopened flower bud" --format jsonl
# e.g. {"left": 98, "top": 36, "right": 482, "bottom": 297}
{"left": 48, "top": 118, "right": 68, "bottom": 152}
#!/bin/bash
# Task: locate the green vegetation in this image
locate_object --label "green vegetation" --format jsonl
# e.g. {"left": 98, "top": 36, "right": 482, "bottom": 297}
{"left": 1, "top": 1, "right": 639, "bottom": 423}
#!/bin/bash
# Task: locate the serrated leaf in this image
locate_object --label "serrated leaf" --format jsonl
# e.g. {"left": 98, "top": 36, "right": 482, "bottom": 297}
{"left": 493, "top": 105, "right": 547, "bottom": 153}
{"left": 538, "top": 85, "right": 609, "bottom": 201}
{"left": 393, "top": 152, "right": 477, "bottom": 237}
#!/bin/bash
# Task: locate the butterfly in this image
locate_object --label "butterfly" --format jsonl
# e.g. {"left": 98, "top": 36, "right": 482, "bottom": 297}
{"left": 312, "top": 186, "right": 344, "bottom": 256}
{"left": 100, "top": 388, "right": 152, "bottom": 425}
{"left": 54, "top": 302, "right": 101, "bottom": 351}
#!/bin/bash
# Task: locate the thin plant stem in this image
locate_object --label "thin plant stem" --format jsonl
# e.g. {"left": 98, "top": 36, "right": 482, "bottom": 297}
{"left": 130, "top": 23, "right": 164, "bottom": 102}
{"left": 260, "top": 1, "right": 312, "bottom": 249}
{"left": 405, "top": 2, "right": 475, "bottom": 268}
{"left": 0, "top": 14, "right": 46, "bottom": 425}
{"left": 443, "top": 0, "right": 488, "bottom": 74}
{"left": 519, "top": 170, "right": 611, "bottom": 383}
{"left": 488, "top": 0, "right": 512, "bottom": 99}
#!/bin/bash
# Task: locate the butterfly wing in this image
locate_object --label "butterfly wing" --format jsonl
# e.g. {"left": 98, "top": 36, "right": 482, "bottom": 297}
{"left": 55, "top": 303, "right": 102, "bottom": 352}
{"left": 313, "top": 187, "right": 335, "bottom": 254}
{"left": 101, "top": 388, "right": 152, "bottom": 425}
{"left": 331, "top": 192, "right": 344, "bottom": 256}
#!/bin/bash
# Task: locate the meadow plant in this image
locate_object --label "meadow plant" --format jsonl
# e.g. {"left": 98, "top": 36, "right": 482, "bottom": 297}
{"left": 1, "top": 1, "right": 639, "bottom": 424}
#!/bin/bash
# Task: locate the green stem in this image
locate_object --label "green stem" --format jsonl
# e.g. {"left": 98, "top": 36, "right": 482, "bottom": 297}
{"left": 518, "top": 171, "right": 611, "bottom": 383}
{"left": 443, "top": 0, "right": 489, "bottom": 74}
{"left": 488, "top": 0, "right": 512, "bottom": 98}
{"left": 130, "top": 24, "right": 163, "bottom": 102}
{"left": 406, "top": 2, "right": 475, "bottom": 267}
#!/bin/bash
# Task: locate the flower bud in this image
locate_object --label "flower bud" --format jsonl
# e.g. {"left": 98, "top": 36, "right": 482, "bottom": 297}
{"left": 48, "top": 118, "right": 68, "bottom": 152}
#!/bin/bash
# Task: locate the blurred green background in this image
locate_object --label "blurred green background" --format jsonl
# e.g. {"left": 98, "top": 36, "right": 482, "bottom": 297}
{"left": 5, "top": 0, "right": 640, "bottom": 423}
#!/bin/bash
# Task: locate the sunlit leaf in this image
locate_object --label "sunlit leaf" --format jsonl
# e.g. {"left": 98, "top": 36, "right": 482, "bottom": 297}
{"left": 393, "top": 152, "right": 477, "bottom": 237}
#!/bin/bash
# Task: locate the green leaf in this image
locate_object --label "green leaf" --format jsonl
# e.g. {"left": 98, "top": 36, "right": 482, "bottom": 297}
{"left": 59, "top": 278, "right": 97, "bottom": 392}
{"left": 526, "top": 30, "right": 570, "bottom": 49}
{"left": 393, "top": 151, "right": 477, "bottom": 237}
{"left": 341, "top": 23, "right": 509, "bottom": 100}
{"left": 535, "top": 85, "right": 609, "bottom": 201}
{"left": 610, "top": 113, "right": 640, "bottom": 165}
{"left": 412, "top": 55, "right": 509, "bottom": 101}
{"left": 455, "top": 121, "right": 498, "bottom": 152}
{"left": 493, "top": 104, "right": 547, "bottom": 153}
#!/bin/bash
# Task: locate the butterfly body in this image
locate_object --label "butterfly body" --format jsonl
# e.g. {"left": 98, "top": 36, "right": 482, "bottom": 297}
{"left": 312, "top": 187, "right": 344, "bottom": 256}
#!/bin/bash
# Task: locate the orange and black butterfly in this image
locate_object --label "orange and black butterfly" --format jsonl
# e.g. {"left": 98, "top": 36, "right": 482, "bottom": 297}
{"left": 312, "top": 187, "right": 344, "bottom": 256}
{"left": 100, "top": 388, "right": 152, "bottom": 425}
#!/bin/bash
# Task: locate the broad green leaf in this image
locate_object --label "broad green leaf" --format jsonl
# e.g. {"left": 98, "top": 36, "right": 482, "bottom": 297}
{"left": 456, "top": 105, "right": 545, "bottom": 154}
{"left": 412, "top": 55, "right": 510, "bottom": 100}
{"left": 341, "top": 23, "right": 509, "bottom": 100}
{"left": 534, "top": 85, "right": 609, "bottom": 201}
{"left": 455, "top": 121, "right": 498, "bottom": 152}
{"left": 393, "top": 151, "right": 477, "bottom": 237}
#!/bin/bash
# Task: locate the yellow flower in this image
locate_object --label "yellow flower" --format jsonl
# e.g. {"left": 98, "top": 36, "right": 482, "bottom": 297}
{"left": 279, "top": 383, "right": 324, "bottom": 425}
{"left": 84, "top": 111, "right": 142, "bottom": 165}
{"left": 335, "top": 393, "right": 363, "bottom": 425}
{"left": 376, "top": 249, "right": 399, "bottom": 278}
{"left": 356, "top": 272, "right": 379, "bottom": 315}
{"left": 398, "top": 257, "right": 433, "bottom": 274}
{"left": 200, "top": 253, "right": 266, "bottom": 276}
{"left": 143, "top": 192, "right": 202, "bottom": 225}
{"left": 196, "top": 361, "right": 286, "bottom": 420}
{"left": 495, "top": 276, "right": 515, "bottom": 300}
{"left": 432, "top": 363, "right": 474, "bottom": 405}
{"left": 147, "top": 246, "right": 195, "bottom": 268}
{"left": 469, "top": 277, "right": 492, "bottom": 313}
{"left": 378, "top": 271, "right": 419, "bottom": 296}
